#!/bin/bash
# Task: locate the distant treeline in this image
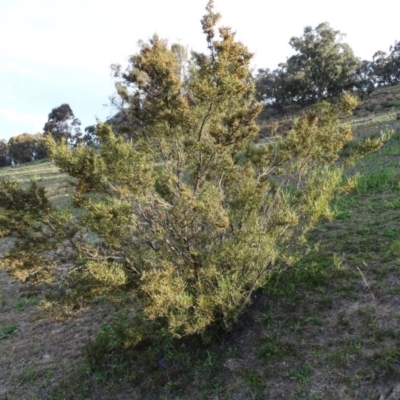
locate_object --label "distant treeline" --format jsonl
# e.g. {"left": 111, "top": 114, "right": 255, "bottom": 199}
{"left": 254, "top": 22, "right": 400, "bottom": 113}
{"left": 0, "top": 133, "right": 47, "bottom": 167}
{"left": 0, "top": 104, "right": 96, "bottom": 167}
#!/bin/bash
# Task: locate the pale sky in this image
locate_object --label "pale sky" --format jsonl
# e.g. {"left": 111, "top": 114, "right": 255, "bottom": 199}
{"left": 0, "top": 0, "right": 398, "bottom": 141}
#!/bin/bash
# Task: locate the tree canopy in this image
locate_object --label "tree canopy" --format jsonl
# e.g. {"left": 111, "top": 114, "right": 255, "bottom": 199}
{"left": 256, "top": 22, "right": 361, "bottom": 111}
{"left": 8, "top": 133, "right": 46, "bottom": 165}
{"left": 255, "top": 26, "right": 399, "bottom": 113}
{"left": 43, "top": 104, "right": 82, "bottom": 144}
{"left": 287, "top": 22, "right": 360, "bottom": 101}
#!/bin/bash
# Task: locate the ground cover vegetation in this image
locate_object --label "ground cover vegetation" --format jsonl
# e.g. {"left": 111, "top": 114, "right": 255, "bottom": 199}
{"left": 1, "top": 1, "right": 400, "bottom": 399}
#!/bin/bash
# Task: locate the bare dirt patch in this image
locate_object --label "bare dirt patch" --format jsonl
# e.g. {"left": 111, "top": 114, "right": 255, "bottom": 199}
{"left": 0, "top": 260, "right": 117, "bottom": 399}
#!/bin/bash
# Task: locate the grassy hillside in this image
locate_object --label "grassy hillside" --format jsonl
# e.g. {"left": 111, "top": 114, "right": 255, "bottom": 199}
{"left": 1, "top": 85, "right": 400, "bottom": 399}
{"left": 0, "top": 158, "right": 71, "bottom": 209}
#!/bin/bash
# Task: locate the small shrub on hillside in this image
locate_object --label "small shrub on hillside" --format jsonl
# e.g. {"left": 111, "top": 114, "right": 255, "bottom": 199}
{"left": 0, "top": 1, "right": 390, "bottom": 340}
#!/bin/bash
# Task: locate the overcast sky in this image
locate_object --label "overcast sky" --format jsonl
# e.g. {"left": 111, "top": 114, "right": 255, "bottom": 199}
{"left": 0, "top": 0, "right": 398, "bottom": 141}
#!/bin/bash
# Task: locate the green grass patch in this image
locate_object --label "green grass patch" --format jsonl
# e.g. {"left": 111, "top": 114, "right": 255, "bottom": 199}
{"left": 388, "top": 100, "right": 400, "bottom": 108}
{"left": 0, "top": 324, "right": 18, "bottom": 339}
{"left": 288, "top": 364, "right": 313, "bottom": 383}
{"left": 15, "top": 296, "right": 38, "bottom": 312}
{"left": 257, "top": 334, "right": 298, "bottom": 361}
{"left": 355, "top": 167, "right": 400, "bottom": 194}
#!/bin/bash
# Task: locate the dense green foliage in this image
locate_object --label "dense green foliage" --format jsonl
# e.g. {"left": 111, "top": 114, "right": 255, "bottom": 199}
{"left": 255, "top": 25, "right": 400, "bottom": 112}
{"left": 0, "top": 133, "right": 47, "bottom": 166}
{"left": 8, "top": 133, "right": 47, "bottom": 165}
{"left": 0, "top": 2, "right": 390, "bottom": 339}
{"left": 287, "top": 23, "right": 360, "bottom": 101}
{"left": 372, "top": 41, "right": 400, "bottom": 86}
{"left": 256, "top": 23, "right": 360, "bottom": 111}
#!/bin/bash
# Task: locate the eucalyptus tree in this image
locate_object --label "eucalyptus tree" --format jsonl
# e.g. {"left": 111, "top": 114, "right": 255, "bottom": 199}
{"left": 287, "top": 22, "right": 360, "bottom": 102}
{"left": 43, "top": 104, "right": 82, "bottom": 144}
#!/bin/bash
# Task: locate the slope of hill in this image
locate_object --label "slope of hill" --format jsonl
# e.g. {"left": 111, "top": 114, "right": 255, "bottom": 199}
{"left": 1, "top": 85, "right": 400, "bottom": 399}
